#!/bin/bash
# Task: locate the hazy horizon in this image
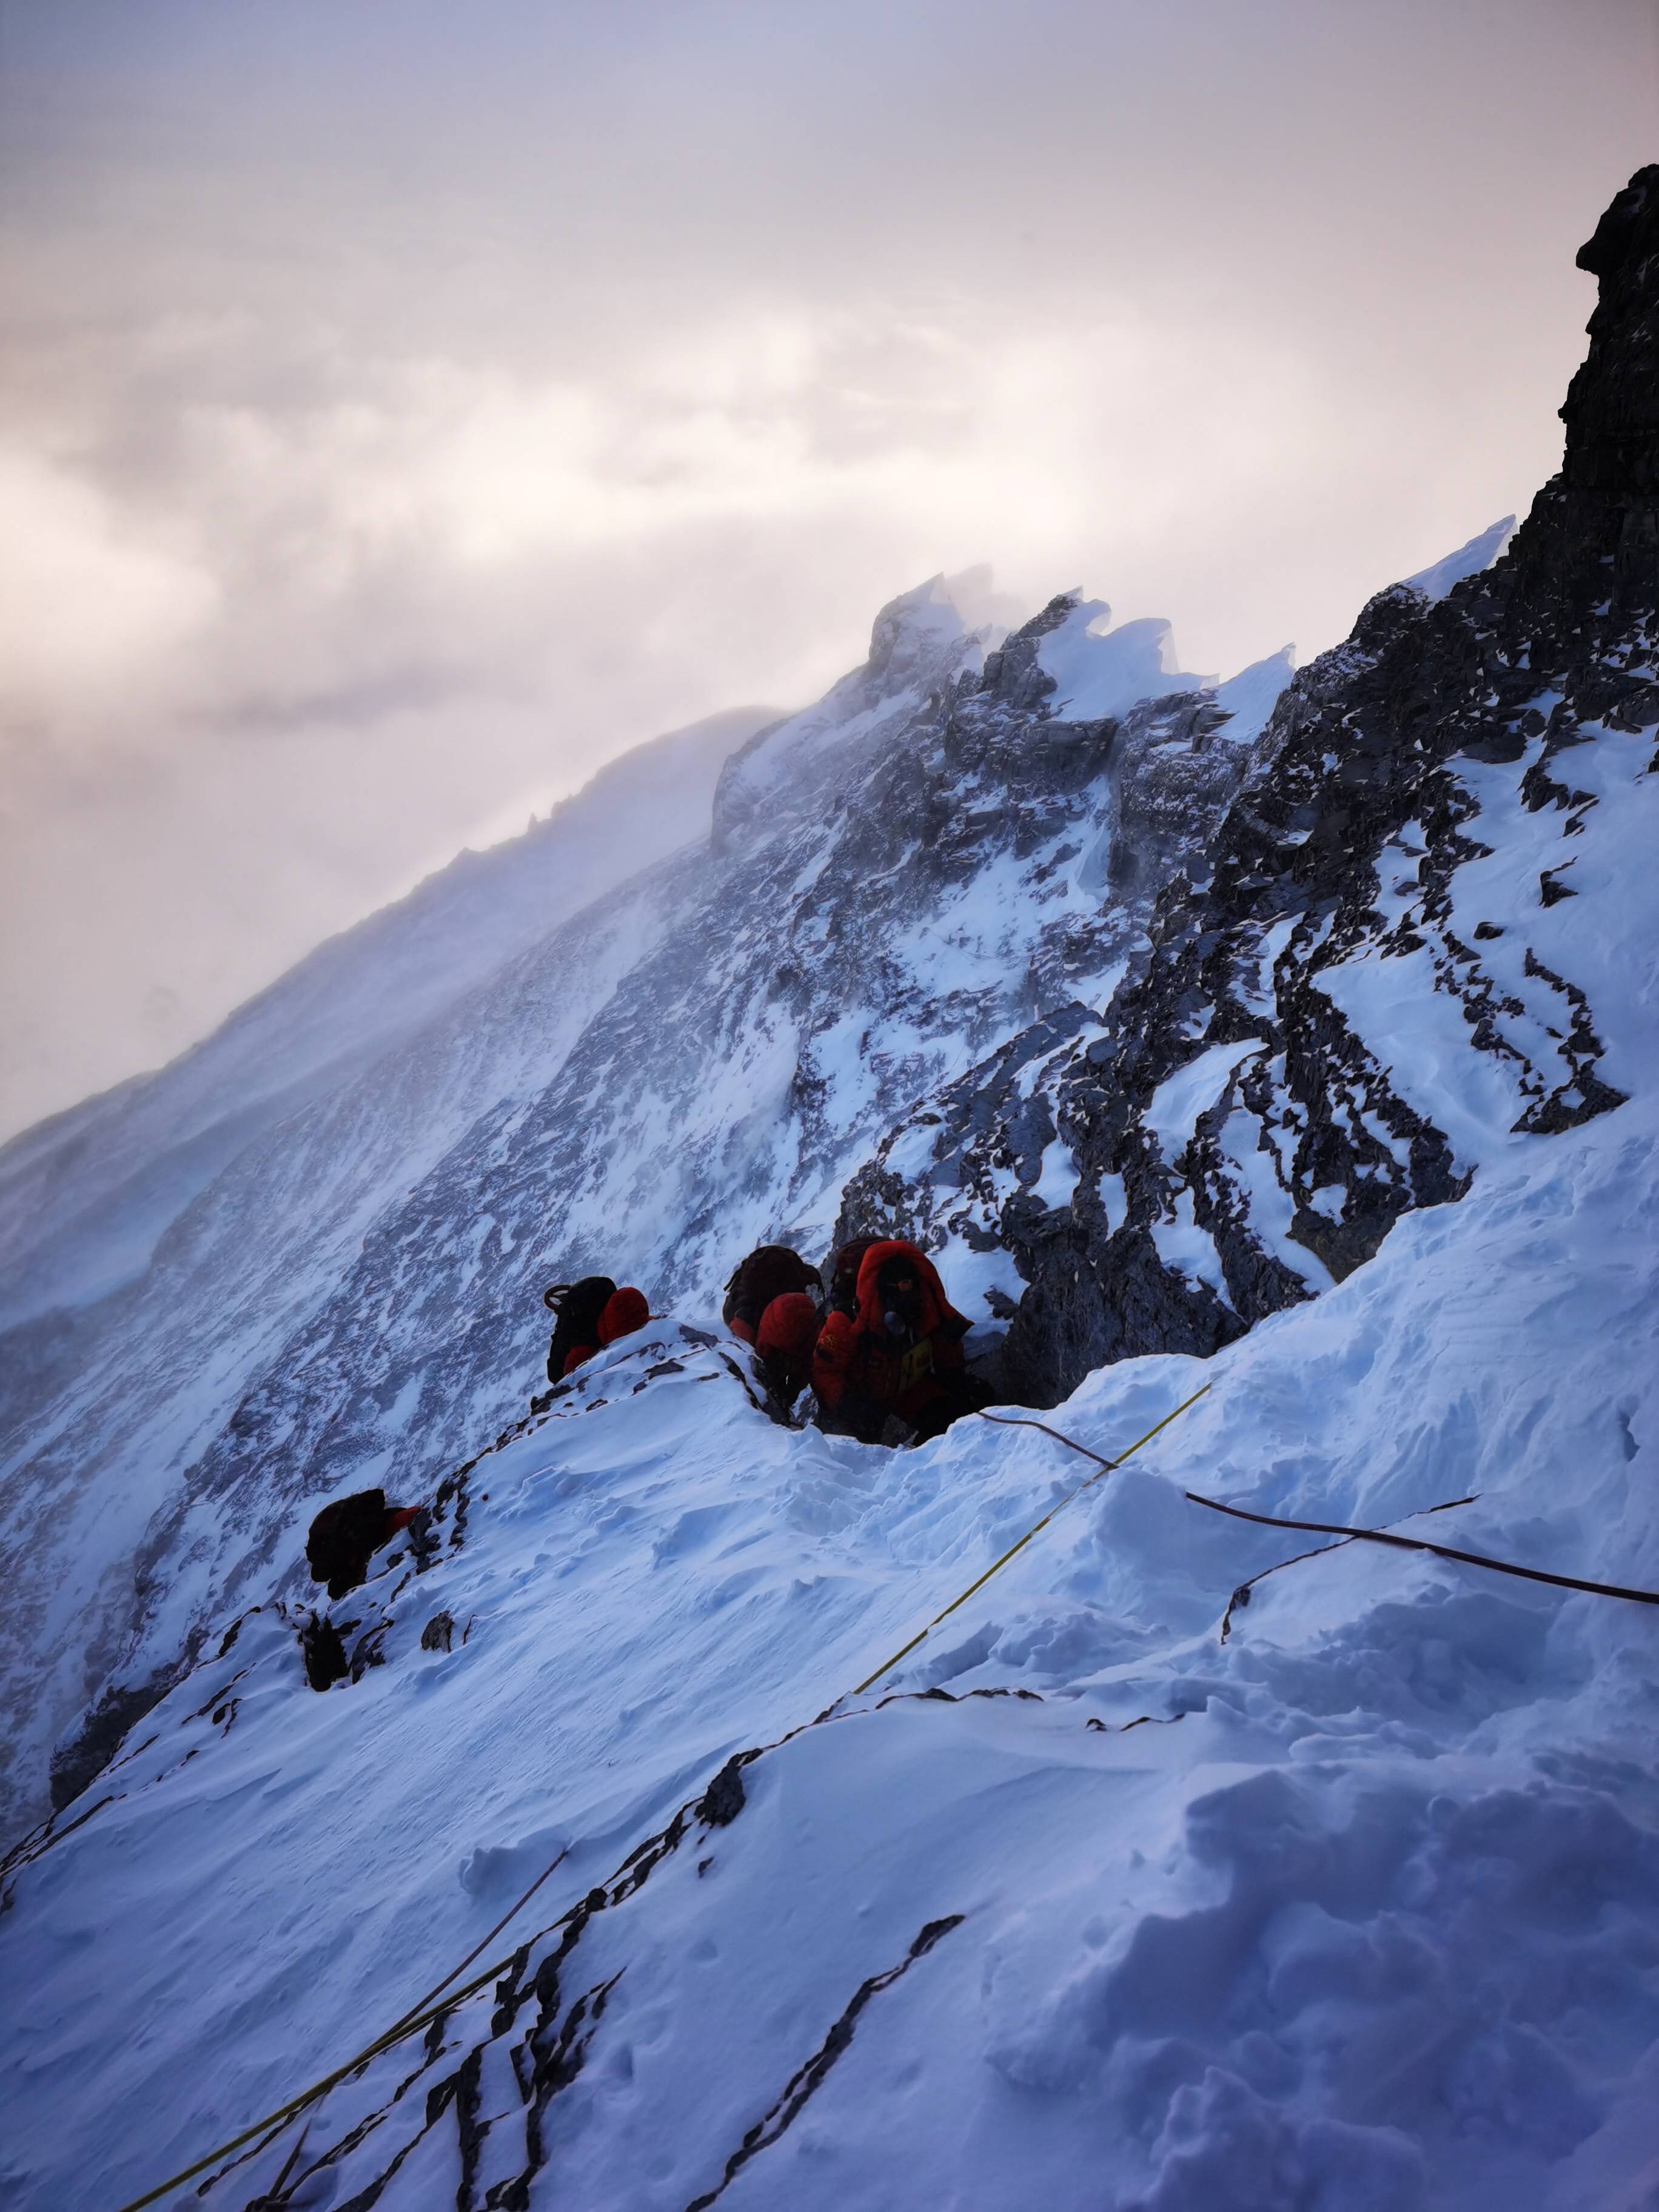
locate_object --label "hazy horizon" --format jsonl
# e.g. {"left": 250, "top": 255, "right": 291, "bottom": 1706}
{"left": 1, "top": 0, "right": 1655, "bottom": 1141}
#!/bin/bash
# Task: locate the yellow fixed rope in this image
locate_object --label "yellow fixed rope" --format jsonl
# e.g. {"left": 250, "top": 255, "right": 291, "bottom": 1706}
{"left": 851, "top": 1382, "right": 1212, "bottom": 1695}
{"left": 114, "top": 1379, "right": 1210, "bottom": 2212}
{"left": 112, "top": 1946, "right": 527, "bottom": 2212}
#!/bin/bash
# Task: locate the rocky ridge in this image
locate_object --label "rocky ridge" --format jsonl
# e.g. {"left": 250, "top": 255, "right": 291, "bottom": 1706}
{"left": 882, "top": 166, "right": 1659, "bottom": 1404}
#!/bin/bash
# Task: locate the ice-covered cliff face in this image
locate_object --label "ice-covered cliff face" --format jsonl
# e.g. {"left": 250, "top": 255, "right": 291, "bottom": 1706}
{"left": 1, "top": 161, "right": 1657, "bottom": 2212}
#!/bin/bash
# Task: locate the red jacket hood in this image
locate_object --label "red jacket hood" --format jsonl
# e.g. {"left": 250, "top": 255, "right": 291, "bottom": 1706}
{"left": 757, "top": 1291, "right": 821, "bottom": 1359}
{"left": 853, "top": 1239, "right": 965, "bottom": 1339}
{"left": 597, "top": 1286, "right": 650, "bottom": 1345}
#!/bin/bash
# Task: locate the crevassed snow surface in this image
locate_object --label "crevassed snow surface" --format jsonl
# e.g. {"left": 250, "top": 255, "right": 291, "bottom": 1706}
{"left": 4, "top": 1085, "right": 1658, "bottom": 2212}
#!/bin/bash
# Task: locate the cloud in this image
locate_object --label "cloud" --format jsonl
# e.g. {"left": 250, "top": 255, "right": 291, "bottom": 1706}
{"left": 0, "top": 444, "right": 215, "bottom": 739}
{"left": 1, "top": 0, "right": 1655, "bottom": 1140}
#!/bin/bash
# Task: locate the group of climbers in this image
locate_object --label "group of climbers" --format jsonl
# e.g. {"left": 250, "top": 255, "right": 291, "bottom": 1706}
{"left": 722, "top": 1234, "right": 990, "bottom": 1443}
{"left": 538, "top": 1234, "right": 990, "bottom": 1443}
{"left": 301, "top": 1228, "right": 985, "bottom": 1626}
{"left": 534, "top": 1233, "right": 989, "bottom": 1441}
{"left": 300, "top": 1275, "right": 659, "bottom": 1615}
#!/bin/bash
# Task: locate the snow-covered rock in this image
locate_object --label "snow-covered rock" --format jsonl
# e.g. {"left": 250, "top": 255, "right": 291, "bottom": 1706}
{"left": 3, "top": 1082, "right": 1657, "bottom": 2211}
{"left": 0, "top": 159, "right": 1656, "bottom": 2212}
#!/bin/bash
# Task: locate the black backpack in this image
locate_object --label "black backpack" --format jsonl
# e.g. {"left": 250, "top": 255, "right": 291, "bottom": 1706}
{"left": 722, "top": 1245, "right": 820, "bottom": 1337}
{"left": 306, "top": 1489, "right": 390, "bottom": 1600}
{"left": 545, "top": 1275, "right": 617, "bottom": 1381}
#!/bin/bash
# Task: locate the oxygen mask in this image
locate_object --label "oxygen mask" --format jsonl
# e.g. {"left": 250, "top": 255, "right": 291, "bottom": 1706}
{"left": 879, "top": 1269, "right": 920, "bottom": 1338}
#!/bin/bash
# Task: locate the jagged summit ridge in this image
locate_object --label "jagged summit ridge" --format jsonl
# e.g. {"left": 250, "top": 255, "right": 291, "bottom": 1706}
{"left": 943, "top": 182, "right": 1659, "bottom": 1403}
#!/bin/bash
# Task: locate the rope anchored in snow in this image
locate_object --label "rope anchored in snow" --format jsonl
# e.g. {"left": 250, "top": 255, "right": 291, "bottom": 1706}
{"left": 958, "top": 1399, "right": 1659, "bottom": 1621}
{"left": 848, "top": 1384, "right": 1213, "bottom": 1697}
{"left": 1215, "top": 1494, "right": 1478, "bottom": 1640}
{"left": 1186, "top": 1489, "right": 1659, "bottom": 1610}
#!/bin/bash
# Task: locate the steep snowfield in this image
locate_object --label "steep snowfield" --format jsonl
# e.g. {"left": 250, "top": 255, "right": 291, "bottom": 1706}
{"left": 3, "top": 158, "right": 1656, "bottom": 2212}
{"left": 4, "top": 1078, "right": 1657, "bottom": 2211}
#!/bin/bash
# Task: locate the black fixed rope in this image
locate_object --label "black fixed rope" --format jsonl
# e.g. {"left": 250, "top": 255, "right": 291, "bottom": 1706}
{"left": 1215, "top": 1495, "right": 1478, "bottom": 1641}
{"left": 1187, "top": 1489, "right": 1659, "bottom": 1607}
{"left": 980, "top": 1407, "right": 1659, "bottom": 1615}
{"left": 976, "top": 1409, "right": 1118, "bottom": 1465}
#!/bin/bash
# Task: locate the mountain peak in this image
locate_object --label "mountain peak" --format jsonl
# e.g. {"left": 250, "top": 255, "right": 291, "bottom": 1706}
{"left": 1527, "top": 161, "right": 1659, "bottom": 598}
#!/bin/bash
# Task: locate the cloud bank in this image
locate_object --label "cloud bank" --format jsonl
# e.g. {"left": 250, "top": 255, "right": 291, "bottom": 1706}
{"left": 1, "top": 0, "right": 1654, "bottom": 1137}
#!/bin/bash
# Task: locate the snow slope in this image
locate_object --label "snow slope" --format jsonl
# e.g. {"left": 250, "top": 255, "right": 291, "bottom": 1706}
{"left": 3, "top": 1076, "right": 1657, "bottom": 2211}
{"left": 1, "top": 157, "right": 1656, "bottom": 2212}
{"left": 0, "top": 571, "right": 1269, "bottom": 1846}
{"left": 0, "top": 704, "right": 777, "bottom": 1840}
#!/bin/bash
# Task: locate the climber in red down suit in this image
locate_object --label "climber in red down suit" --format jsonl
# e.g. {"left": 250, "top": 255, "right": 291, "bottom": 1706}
{"left": 812, "top": 1238, "right": 987, "bottom": 1445}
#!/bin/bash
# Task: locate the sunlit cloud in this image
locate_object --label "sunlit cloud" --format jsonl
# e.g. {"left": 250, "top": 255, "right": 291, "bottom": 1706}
{"left": 1, "top": 0, "right": 1654, "bottom": 1139}
{"left": 0, "top": 446, "right": 216, "bottom": 733}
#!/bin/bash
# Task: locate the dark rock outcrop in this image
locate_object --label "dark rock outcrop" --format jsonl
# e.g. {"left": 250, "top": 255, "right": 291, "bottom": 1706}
{"left": 894, "top": 168, "right": 1659, "bottom": 1404}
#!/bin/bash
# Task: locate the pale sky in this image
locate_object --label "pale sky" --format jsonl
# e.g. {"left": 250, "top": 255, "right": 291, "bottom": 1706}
{"left": 1, "top": 0, "right": 1655, "bottom": 1140}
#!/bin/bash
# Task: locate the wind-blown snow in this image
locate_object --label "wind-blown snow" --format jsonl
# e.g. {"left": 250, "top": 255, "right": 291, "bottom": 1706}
{"left": 0, "top": 706, "right": 772, "bottom": 1332}
{"left": 1402, "top": 515, "right": 1517, "bottom": 602}
{"left": 1036, "top": 599, "right": 1212, "bottom": 720}
{"left": 711, "top": 569, "right": 1013, "bottom": 842}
